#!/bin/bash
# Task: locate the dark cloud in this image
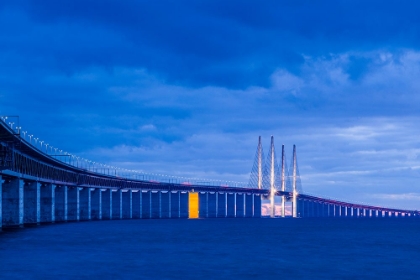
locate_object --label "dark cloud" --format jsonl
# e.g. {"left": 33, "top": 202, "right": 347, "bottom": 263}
{"left": 2, "top": 1, "right": 420, "bottom": 88}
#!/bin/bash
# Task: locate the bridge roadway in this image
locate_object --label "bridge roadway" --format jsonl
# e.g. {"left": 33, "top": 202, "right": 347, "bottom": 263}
{"left": 0, "top": 119, "right": 418, "bottom": 229}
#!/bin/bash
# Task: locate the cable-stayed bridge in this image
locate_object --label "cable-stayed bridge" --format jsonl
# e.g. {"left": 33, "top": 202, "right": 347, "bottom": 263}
{"left": 0, "top": 117, "right": 418, "bottom": 229}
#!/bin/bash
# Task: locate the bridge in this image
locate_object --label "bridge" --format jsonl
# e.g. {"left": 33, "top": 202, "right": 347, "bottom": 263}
{"left": 0, "top": 117, "right": 418, "bottom": 229}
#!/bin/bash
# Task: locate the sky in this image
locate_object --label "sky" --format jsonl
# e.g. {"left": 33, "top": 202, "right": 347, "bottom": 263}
{"left": 1, "top": 1, "right": 420, "bottom": 210}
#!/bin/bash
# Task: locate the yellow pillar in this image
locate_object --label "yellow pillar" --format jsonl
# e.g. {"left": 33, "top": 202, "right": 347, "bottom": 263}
{"left": 188, "top": 192, "right": 199, "bottom": 219}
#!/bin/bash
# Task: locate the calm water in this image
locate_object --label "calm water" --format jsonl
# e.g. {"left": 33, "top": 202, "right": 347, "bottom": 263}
{"left": 1, "top": 218, "right": 419, "bottom": 279}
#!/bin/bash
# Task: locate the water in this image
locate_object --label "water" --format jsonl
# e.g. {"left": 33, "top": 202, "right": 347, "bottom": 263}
{"left": 1, "top": 218, "right": 420, "bottom": 279}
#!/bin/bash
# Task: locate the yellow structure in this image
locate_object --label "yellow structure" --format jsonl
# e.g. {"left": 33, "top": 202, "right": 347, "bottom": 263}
{"left": 188, "top": 192, "right": 199, "bottom": 218}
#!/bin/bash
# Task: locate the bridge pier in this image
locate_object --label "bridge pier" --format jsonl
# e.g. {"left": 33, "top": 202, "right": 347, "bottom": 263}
{"left": 132, "top": 190, "right": 141, "bottom": 219}
{"left": 169, "top": 191, "right": 178, "bottom": 218}
{"left": 40, "top": 183, "right": 55, "bottom": 223}
{"left": 180, "top": 192, "right": 188, "bottom": 218}
{"left": 55, "top": 185, "right": 67, "bottom": 222}
{"left": 112, "top": 190, "right": 122, "bottom": 219}
{"left": 254, "top": 194, "right": 262, "bottom": 217}
{"left": 236, "top": 193, "right": 245, "bottom": 217}
{"left": 67, "top": 187, "right": 79, "bottom": 221}
{"left": 79, "top": 187, "right": 91, "bottom": 221}
{"left": 245, "top": 194, "right": 252, "bottom": 217}
{"left": 91, "top": 188, "right": 102, "bottom": 220}
{"left": 122, "top": 190, "right": 132, "bottom": 219}
{"left": 207, "top": 192, "right": 217, "bottom": 217}
{"left": 1, "top": 178, "right": 24, "bottom": 227}
{"left": 217, "top": 192, "right": 226, "bottom": 218}
{"left": 227, "top": 193, "right": 235, "bottom": 218}
{"left": 161, "top": 191, "right": 170, "bottom": 218}
{"left": 102, "top": 189, "right": 112, "bottom": 219}
{"left": 151, "top": 191, "right": 160, "bottom": 218}
{"left": 24, "top": 181, "right": 40, "bottom": 224}
{"left": 141, "top": 191, "right": 150, "bottom": 218}
{"left": 199, "top": 192, "right": 207, "bottom": 218}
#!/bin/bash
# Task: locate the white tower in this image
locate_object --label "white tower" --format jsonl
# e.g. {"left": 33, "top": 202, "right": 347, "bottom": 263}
{"left": 292, "top": 145, "right": 298, "bottom": 218}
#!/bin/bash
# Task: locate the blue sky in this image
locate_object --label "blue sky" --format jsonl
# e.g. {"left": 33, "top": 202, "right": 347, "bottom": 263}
{"left": 1, "top": 1, "right": 420, "bottom": 209}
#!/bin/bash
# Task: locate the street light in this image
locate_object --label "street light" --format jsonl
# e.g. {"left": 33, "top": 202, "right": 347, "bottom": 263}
{"left": 9, "top": 122, "right": 14, "bottom": 129}
{"left": 28, "top": 135, "right": 33, "bottom": 143}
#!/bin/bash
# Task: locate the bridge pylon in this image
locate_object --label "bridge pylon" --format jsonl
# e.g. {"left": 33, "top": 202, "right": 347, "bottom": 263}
{"left": 269, "top": 136, "right": 276, "bottom": 218}
{"left": 281, "top": 144, "right": 286, "bottom": 218}
{"left": 292, "top": 145, "right": 298, "bottom": 218}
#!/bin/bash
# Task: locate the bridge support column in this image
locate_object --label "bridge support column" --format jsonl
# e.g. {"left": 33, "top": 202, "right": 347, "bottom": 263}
{"left": 102, "top": 189, "right": 112, "bottom": 220}
{"left": 67, "top": 187, "right": 79, "bottom": 221}
{"left": 40, "top": 183, "right": 55, "bottom": 223}
{"left": 112, "top": 189, "right": 122, "bottom": 219}
{"left": 199, "top": 192, "right": 207, "bottom": 218}
{"left": 79, "top": 187, "right": 91, "bottom": 221}
{"left": 161, "top": 191, "right": 170, "bottom": 218}
{"left": 217, "top": 192, "right": 226, "bottom": 218}
{"left": 245, "top": 193, "right": 252, "bottom": 217}
{"left": 132, "top": 191, "right": 141, "bottom": 219}
{"left": 55, "top": 186, "right": 67, "bottom": 222}
{"left": 91, "top": 188, "right": 102, "bottom": 220}
{"left": 151, "top": 191, "right": 160, "bottom": 218}
{"left": 122, "top": 190, "right": 132, "bottom": 219}
{"left": 254, "top": 194, "right": 262, "bottom": 218}
{"left": 180, "top": 191, "right": 188, "bottom": 218}
{"left": 1, "top": 178, "right": 24, "bottom": 227}
{"left": 236, "top": 193, "right": 245, "bottom": 218}
{"left": 207, "top": 192, "right": 217, "bottom": 218}
{"left": 24, "top": 181, "right": 40, "bottom": 224}
{"left": 227, "top": 193, "right": 235, "bottom": 218}
{"left": 142, "top": 191, "right": 151, "bottom": 218}
{"left": 169, "top": 191, "right": 178, "bottom": 218}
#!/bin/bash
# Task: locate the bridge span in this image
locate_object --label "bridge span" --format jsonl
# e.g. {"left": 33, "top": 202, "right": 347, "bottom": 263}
{"left": 0, "top": 117, "right": 418, "bottom": 229}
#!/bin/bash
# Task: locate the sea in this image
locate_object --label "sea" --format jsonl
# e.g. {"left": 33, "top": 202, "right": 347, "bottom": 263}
{"left": 1, "top": 218, "right": 419, "bottom": 279}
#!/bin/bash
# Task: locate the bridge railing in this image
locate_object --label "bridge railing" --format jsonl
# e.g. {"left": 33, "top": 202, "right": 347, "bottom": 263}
{"left": 0, "top": 117, "right": 250, "bottom": 189}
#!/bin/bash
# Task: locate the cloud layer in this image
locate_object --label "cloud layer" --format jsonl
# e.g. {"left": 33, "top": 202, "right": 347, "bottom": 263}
{"left": 1, "top": 1, "right": 420, "bottom": 209}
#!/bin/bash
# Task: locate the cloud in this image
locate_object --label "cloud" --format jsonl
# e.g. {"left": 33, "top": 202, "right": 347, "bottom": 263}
{"left": 2, "top": 1, "right": 420, "bottom": 210}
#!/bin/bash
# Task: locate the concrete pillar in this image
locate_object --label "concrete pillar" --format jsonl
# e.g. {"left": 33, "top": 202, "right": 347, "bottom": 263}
{"left": 254, "top": 194, "right": 262, "bottom": 217}
{"left": 79, "top": 187, "right": 91, "bottom": 221}
{"left": 112, "top": 189, "right": 122, "bottom": 219}
{"left": 180, "top": 191, "right": 189, "bottom": 218}
{"left": 217, "top": 192, "right": 226, "bottom": 218}
{"left": 142, "top": 191, "right": 151, "bottom": 218}
{"left": 55, "top": 186, "right": 67, "bottom": 222}
{"left": 236, "top": 193, "right": 245, "bottom": 218}
{"left": 2, "top": 178, "right": 24, "bottom": 227}
{"left": 132, "top": 191, "right": 141, "bottom": 219}
{"left": 160, "top": 191, "right": 170, "bottom": 218}
{"left": 169, "top": 191, "right": 179, "bottom": 218}
{"left": 91, "top": 188, "right": 102, "bottom": 220}
{"left": 40, "top": 183, "right": 55, "bottom": 223}
{"left": 102, "top": 189, "right": 112, "bottom": 220}
{"left": 67, "top": 187, "right": 79, "bottom": 221}
{"left": 122, "top": 190, "right": 132, "bottom": 219}
{"left": 199, "top": 192, "right": 207, "bottom": 218}
{"left": 227, "top": 193, "right": 236, "bottom": 218}
{"left": 245, "top": 193, "right": 254, "bottom": 218}
{"left": 208, "top": 192, "right": 217, "bottom": 218}
{"left": 24, "top": 181, "right": 40, "bottom": 224}
{"left": 151, "top": 191, "right": 160, "bottom": 219}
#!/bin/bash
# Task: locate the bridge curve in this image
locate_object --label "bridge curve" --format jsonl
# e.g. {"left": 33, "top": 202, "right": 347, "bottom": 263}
{"left": 1, "top": 118, "right": 418, "bottom": 229}
{"left": 1, "top": 119, "right": 266, "bottom": 228}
